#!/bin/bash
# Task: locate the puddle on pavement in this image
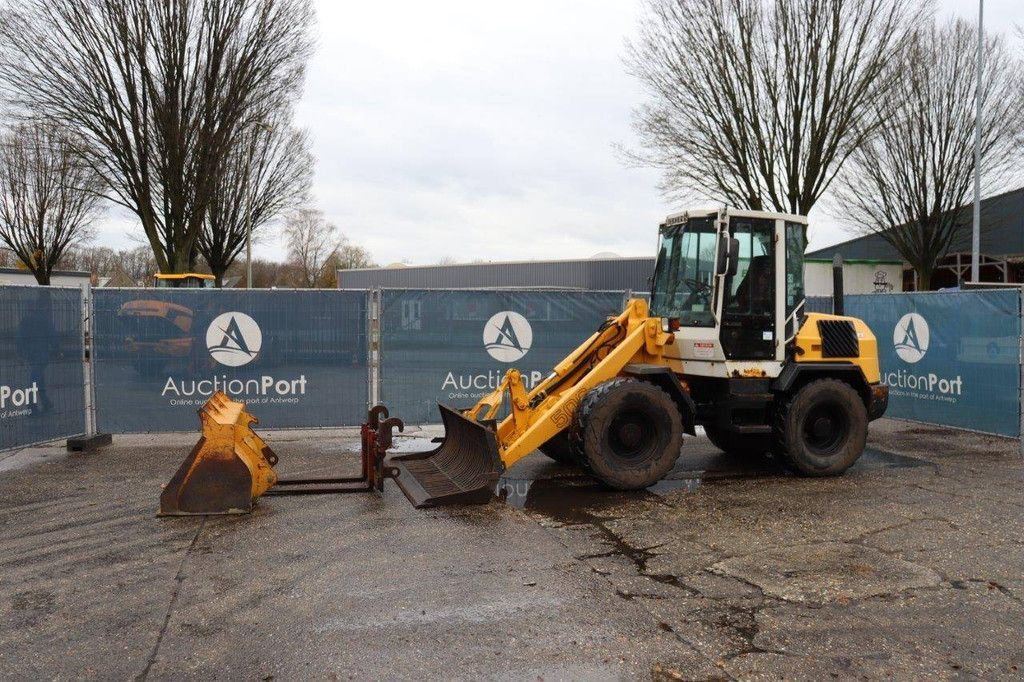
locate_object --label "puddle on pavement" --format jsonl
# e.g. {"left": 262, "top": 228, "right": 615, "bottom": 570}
{"left": 858, "top": 447, "right": 931, "bottom": 469}
{"left": 387, "top": 435, "right": 439, "bottom": 454}
{"left": 495, "top": 445, "right": 923, "bottom": 519}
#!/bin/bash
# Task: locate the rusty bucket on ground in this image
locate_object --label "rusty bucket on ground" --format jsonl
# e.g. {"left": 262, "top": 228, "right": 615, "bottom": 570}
{"left": 158, "top": 392, "right": 278, "bottom": 516}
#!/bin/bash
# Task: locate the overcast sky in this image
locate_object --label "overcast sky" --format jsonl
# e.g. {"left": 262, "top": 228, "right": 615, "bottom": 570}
{"left": 93, "top": 0, "right": 1023, "bottom": 266}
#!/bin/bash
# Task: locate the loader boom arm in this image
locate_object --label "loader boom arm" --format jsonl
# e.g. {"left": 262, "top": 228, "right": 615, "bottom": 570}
{"left": 467, "top": 298, "right": 676, "bottom": 469}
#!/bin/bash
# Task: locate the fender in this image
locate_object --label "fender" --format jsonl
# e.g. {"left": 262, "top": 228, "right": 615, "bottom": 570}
{"left": 621, "top": 363, "right": 697, "bottom": 435}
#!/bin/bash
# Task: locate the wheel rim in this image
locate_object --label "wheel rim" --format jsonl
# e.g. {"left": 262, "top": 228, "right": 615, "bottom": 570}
{"left": 608, "top": 409, "right": 655, "bottom": 459}
{"left": 801, "top": 402, "right": 849, "bottom": 455}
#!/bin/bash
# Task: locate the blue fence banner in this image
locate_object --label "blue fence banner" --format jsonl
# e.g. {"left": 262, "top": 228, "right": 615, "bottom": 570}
{"left": 805, "top": 296, "right": 832, "bottom": 314}
{"left": 92, "top": 289, "right": 369, "bottom": 432}
{"left": 845, "top": 290, "right": 1021, "bottom": 437}
{"left": 0, "top": 286, "right": 86, "bottom": 450}
{"left": 378, "top": 289, "right": 626, "bottom": 424}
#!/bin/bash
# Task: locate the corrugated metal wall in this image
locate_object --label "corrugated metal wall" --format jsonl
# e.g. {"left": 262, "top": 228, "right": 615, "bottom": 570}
{"left": 337, "top": 257, "right": 656, "bottom": 291}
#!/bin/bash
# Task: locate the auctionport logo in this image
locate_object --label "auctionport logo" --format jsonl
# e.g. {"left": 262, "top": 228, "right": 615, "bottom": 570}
{"left": 484, "top": 311, "right": 532, "bottom": 362}
{"left": 207, "top": 312, "right": 262, "bottom": 367}
{"left": 893, "top": 312, "right": 928, "bottom": 364}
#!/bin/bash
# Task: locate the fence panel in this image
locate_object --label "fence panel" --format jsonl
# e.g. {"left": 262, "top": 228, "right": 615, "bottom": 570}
{"left": 845, "top": 290, "right": 1021, "bottom": 437}
{"left": 92, "top": 289, "right": 369, "bottom": 432}
{"left": 805, "top": 296, "right": 833, "bottom": 313}
{"left": 0, "top": 286, "right": 86, "bottom": 450}
{"left": 379, "top": 289, "right": 625, "bottom": 423}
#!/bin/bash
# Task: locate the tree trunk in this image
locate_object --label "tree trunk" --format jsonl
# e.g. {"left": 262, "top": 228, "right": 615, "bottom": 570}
{"left": 33, "top": 268, "right": 49, "bottom": 285}
{"left": 916, "top": 268, "right": 931, "bottom": 292}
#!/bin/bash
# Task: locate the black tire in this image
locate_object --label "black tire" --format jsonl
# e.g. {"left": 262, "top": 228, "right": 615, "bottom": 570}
{"left": 572, "top": 378, "right": 684, "bottom": 490}
{"left": 774, "top": 379, "right": 868, "bottom": 476}
{"left": 703, "top": 425, "right": 772, "bottom": 457}
{"left": 537, "top": 431, "right": 579, "bottom": 465}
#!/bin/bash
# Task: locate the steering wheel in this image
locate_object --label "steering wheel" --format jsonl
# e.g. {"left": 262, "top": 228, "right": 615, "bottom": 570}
{"left": 684, "top": 278, "right": 712, "bottom": 299}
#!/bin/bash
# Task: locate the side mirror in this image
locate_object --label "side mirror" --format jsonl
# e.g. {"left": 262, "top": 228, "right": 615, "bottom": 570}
{"left": 717, "top": 238, "right": 740, "bottom": 277}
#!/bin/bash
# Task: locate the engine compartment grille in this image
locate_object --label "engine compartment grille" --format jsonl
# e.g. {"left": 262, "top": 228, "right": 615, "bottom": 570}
{"left": 817, "top": 319, "right": 860, "bottom": 358}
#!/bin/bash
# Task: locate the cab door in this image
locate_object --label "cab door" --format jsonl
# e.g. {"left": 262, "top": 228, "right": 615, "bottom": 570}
{"left": 720, "top": 217, "right": 775, "bottom": 359}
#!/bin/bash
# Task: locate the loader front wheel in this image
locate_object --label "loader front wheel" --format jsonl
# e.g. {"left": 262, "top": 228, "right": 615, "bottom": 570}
{"left": 775, "top": 379, "right": 867, "bottom": 476}
{"left": 575, "top": 379, "right": 683, "bottom": 489}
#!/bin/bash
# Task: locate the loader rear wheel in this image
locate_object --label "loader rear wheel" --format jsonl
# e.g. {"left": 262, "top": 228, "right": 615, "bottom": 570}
{"left": 574, "top": 378, "right": 683, "bottom": 490}
{"left": 703, "top": 426, "right": 771, "bottom": 458}
{"left": 538, "top": 431, "right": 580, "bottom": 465}
{"left": 775, "top": 379, "right": 867, "bottom": 476}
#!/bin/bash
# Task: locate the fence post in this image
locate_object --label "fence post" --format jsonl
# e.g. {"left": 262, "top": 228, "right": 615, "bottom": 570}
{"left": 368, "top": 289, "right": 381, "bottom": 409}
{"left": 66, "top": 283, "right": 111, "bottom": 452}
{"left": 1019, "top": 287, "right": 1023, "bottom": 457}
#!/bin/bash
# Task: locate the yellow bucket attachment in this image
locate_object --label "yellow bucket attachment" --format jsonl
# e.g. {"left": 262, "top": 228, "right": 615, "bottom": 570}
{"left": 159, "top": 392, "right": 278, "bottom": 516}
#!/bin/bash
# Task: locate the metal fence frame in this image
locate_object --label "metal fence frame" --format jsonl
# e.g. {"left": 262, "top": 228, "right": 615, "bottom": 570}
{"left": 0, "top": 283, "right": 91, "bottom": 451}
{"left": 88, "top": 287, "right": 373, "bottom": 434}
{"left": 3, "top": 285, "right": 1024, "bottom": 453}
{"left": 372, "top": 287, "right": 631, "bottom": 424}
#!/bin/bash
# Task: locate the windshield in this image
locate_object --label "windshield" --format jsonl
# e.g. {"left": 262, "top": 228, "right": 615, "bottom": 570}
{"left": 649, "top": 217, "right": 717, "bottom": 327}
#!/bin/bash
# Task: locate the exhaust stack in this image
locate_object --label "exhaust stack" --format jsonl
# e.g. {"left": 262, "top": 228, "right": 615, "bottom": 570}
{"left": 832, "top": 254, "right": 845, "bottom": 316}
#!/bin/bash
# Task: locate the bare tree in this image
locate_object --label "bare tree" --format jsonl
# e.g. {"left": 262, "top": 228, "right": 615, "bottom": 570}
{"left": 835, "top": 19, "right": 1024, "bottom": 290}
{"left": 119, "top": 245, "right": 160, "bottom": 286}
{"left": 335, "top": 242, "right": 375, "bottom": 271}
{"left": 0, "top": 0, "right": 314, "bottom": 274}
{"left": 228, "top": 257, "right": 301, "bottom": 288}
{"left": 0, "top": 123, "right": 103, "bottom": 284}
{"left": 628, "top": 0, "right": 923, "bottom": 214}
{"left": 58, "top": 245, "right": 117, "bottom": 275}
{"left": 0, "top": 247, "right": 17, "bottom": 267}
{"left": 285, "top": 208, "right": 341, "bottom": 288}
{"left": 199, "top": 109, "right": 313, "bottom": 286}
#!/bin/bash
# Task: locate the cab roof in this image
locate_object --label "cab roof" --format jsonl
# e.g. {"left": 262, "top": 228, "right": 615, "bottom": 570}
{"left": 662, "top": 208, "right": 808, "bottom": 227}
{"left": 154, "top": 273, "right": 215, "bottom": 280}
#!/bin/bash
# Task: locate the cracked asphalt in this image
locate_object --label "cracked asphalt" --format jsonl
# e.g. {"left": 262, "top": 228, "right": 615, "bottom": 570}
{"left": 1, "top": 418, "right": 1022, "bottom": 680}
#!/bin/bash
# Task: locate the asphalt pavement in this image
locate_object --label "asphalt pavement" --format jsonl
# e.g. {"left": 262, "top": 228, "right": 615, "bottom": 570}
{"left": 1, "top": 419, "right": 1022, "bottom": 680}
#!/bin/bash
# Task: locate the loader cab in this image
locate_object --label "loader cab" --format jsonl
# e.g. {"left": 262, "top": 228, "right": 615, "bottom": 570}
{"left": 650, "top": 209, "right": 808, "bottom": 374}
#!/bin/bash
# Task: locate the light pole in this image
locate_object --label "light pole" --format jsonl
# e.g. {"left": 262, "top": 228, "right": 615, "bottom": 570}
{"left": 243, "top": 120, "right": 272, "bottom": 289}
{"left": 970, "top": 0, "right": 984, "bottom": 284}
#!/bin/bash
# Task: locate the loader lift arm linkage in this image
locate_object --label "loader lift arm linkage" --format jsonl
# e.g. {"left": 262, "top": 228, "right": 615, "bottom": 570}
{"left": 387, "top": 298, "right": 690, "bottom": 507}
{"left": 467, "top": 298, "right": 677, "bottom": 468}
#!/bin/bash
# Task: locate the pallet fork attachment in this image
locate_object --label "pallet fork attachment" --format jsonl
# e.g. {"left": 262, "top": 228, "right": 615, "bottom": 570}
{"left": 268, "top": 406, "right": 403, "bottom": 496}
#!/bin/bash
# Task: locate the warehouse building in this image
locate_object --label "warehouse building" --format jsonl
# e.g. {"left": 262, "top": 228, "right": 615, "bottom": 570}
{"left": 0, "top": 267, "right": 91, "bottom": 289}
{"left": 807, "top": 187, "right": 1024, "bottom": 290}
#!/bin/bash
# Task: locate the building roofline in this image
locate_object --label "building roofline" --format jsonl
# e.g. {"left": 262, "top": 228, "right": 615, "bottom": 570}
{"left": 0, "top": 267, "right": 90, "bottom": 277}
{"left": 805, "top": 258, "right": 903, "bottom": 265}
{"left": 338, "top": 255, "right": 656, "bottom": 274}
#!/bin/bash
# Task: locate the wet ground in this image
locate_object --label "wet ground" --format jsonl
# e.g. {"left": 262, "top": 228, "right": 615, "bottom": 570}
{"left": 1, "top": 419, "right": 1022, "bottom": 680}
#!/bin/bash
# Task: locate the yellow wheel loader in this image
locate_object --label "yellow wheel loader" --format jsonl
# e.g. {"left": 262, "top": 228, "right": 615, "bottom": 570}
{"left": 389, "top": 209, "right": 889, "bottom": 507}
